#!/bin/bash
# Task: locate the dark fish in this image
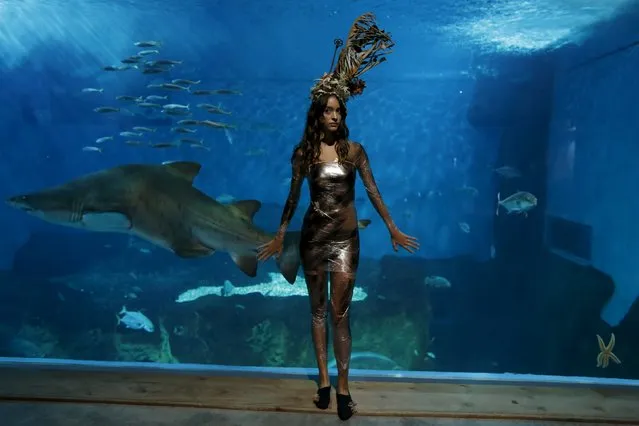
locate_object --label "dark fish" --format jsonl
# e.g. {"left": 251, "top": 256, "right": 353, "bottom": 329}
{"left": 142, "top": 67, "right": 167, "bottom": 74}
{"left": 150, "top": 143, "right": 178, "bottom": 148}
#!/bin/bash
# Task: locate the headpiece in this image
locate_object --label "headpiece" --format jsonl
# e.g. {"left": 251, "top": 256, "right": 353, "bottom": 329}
{"left": 309, "top": 13, "right": 395, "bottom": 103}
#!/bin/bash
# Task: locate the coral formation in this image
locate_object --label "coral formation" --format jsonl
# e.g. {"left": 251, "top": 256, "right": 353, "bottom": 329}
{"left": 113, "top": 317, "right": 179, "bottom": 363}
{"left": 352, "top": 311, "right": 426, "bottom": 369}
{"left": 13, "top": 324, "right": 60, "bottom": 358}
{"left": 246, "top": 319, "right": 290, "bottom": 366}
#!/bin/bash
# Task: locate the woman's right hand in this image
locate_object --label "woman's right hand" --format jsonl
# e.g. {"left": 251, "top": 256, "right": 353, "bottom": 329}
{"left": 257, "top": 235, "right": 284, "bottom": 261}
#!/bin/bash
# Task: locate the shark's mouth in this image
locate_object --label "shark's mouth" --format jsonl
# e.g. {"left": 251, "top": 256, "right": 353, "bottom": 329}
{"left": 6, "top": 200, "right": 34, "bottom": 212}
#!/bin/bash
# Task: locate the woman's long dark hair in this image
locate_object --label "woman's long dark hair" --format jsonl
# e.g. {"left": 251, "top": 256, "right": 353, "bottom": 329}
{"left": 293, "top": 93, "right": 350, "bottom": 170}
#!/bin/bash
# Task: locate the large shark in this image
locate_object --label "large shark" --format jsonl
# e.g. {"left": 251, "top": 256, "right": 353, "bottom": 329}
{"left": 5, "top": 161, "right": 303, "bottom": 283}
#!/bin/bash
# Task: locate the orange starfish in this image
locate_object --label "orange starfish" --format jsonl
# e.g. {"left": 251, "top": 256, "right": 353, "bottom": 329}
{"left": 596, "top": 333, "right": 621, "bottom": 368}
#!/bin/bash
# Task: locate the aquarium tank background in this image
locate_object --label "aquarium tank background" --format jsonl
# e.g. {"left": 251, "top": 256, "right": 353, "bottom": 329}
{"left": 0, "top": 0, "right": 638, "bottom": 379}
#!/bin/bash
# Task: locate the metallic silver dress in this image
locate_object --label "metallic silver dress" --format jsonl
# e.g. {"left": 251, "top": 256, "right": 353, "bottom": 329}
{"left": 278, "top": 141, "right": 395, "bottom": 373}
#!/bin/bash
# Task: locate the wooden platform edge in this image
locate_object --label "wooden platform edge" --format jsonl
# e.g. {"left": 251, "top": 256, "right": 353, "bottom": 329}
{"left": 0, "top": 359, "right": 638, "bottom": 423}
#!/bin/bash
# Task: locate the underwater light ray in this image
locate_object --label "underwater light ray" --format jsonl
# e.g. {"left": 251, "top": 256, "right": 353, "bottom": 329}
{"left": 441, "top": 0, "right": 634, "bottom": 51}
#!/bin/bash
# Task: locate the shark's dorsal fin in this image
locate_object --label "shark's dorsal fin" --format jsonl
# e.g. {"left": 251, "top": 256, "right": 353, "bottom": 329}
{"left": 228, "top": 200, "right": 261, "bottom": 222}
{"left": 162, "top": 161, "right": 202, "bottom": 183}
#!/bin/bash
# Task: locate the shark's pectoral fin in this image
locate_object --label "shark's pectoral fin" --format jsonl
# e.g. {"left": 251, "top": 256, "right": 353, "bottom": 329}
{"left": 228, "top": 200, "right": 261, "bottom": 222}
{"left": 229, "top": 252, "right": 257, "bottom": 277}
{"left": 82, "top": 212, "right": 131, "bottom": 231}
{"left": 172, "top": 240, "right": 215, "bottom": 258}
{"left": 162, "top": 161, "right": 202, "bottom": 183}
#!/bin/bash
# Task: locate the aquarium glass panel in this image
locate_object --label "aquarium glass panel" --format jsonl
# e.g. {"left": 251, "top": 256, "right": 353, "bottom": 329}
{"left": 0, "top": 0, "right": 637, "bottom": 381}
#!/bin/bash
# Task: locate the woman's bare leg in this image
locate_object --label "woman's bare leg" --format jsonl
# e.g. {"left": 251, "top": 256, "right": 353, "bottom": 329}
{"left": 328, "top": 271, "right": 356, "bottom": 395}
{"left": 304, "top": 270, "right": 330, "bottom": 388}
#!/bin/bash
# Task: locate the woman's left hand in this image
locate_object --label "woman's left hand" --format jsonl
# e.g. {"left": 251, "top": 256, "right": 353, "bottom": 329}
{"left": 390, "top": 228, "right": 420, "bottom": 253}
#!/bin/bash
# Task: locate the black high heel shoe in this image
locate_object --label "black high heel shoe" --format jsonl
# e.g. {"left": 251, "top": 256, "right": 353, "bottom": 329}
{"left": 313, "top": 386, "right": 331, "bottom": 410}
{"left": 336, "top": 393, "right": 357, "bottom": 421}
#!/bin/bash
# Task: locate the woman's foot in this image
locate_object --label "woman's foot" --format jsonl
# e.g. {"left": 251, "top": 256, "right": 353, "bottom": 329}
{"left": 336, "top": 393, "right": 357, "bottom": 421}
{"left": 313, "top": 386, "right": 331, "bottom": 410}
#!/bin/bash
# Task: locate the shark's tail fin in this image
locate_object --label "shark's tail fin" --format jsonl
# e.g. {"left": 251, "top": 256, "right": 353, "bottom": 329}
{"left": 274, "top": 219, "right": 372, "bottom": 285}
{"left": 276, "top": 232, "right": 302, "bottom": 284}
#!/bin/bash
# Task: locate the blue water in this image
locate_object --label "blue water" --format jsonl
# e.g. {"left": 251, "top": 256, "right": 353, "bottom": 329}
{"left": 0, "top": 0, "right": 638, "bottom": 382}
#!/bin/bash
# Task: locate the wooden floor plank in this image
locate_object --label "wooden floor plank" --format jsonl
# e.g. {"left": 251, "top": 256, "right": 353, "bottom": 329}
{"left": 0, "top": 363, "right": 637, "bottom": 424}
{"left": 0, "top": 401, "right": 617, "bottom": 426}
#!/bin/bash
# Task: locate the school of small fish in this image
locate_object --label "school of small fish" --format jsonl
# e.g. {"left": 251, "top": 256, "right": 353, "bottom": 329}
{"left": 82, "top": 40, "right": 242, "bottom": 154}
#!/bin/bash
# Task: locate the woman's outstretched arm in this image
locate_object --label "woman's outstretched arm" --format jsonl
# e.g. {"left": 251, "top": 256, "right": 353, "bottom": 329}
{"left": 353, "top": 142, "right": 397, "bottom": 232}
{"left": 275, "top": 147, "right": 305, "bottom": 238}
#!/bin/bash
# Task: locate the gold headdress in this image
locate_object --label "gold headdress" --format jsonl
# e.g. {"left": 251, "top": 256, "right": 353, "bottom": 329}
{"left": 310, "top": 13, "right": 395, "bottom": 103}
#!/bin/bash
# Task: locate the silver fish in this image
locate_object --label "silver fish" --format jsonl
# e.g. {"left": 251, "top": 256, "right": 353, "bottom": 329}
{"left": 134, "top": 41, "right": 161, "bottom": 48}
{"left": 197, "top": 104, "right": 231, "bottom": 115}
{"left": 163, "top": 103, "right": 189, "bottom": 110}
{"left": 116, "top": 306, "right": 154, "bottom": 332}
{"left": 132, "top": 127, "right": 156, "bottom": 133}
{"left": 179, "top": 138, "right": 204, "bottom": 145}
{"left": 199, "top": 120, "right": 235, "bottom": 129}
{"left": 162, "top": 109, "right": 191, "bottom": 116}
{"left": 496, "top": 191, "right": 537, "bottom": 217}
{"left": 171, "top": 127, "right": 197, "bottom": 134}
{"left": 102, "top": 65, "right": 136, "bottom": 71}
{"left": 172, "top": 79, "right": 201, "bottom": 85}
{"left": 95, "top": 136, "right": 113, "bottom": 144}
{"left": 82, "top": 146, "right": 102, "bottom": 153}
{"left": 116, "top": 95, "right": 143, "bottom": 102}
{"left": 138, "top": 49, "right": 160, "bottom": 56}
{"left": 148, "top": 83, "right": 189, "bottom": 92}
